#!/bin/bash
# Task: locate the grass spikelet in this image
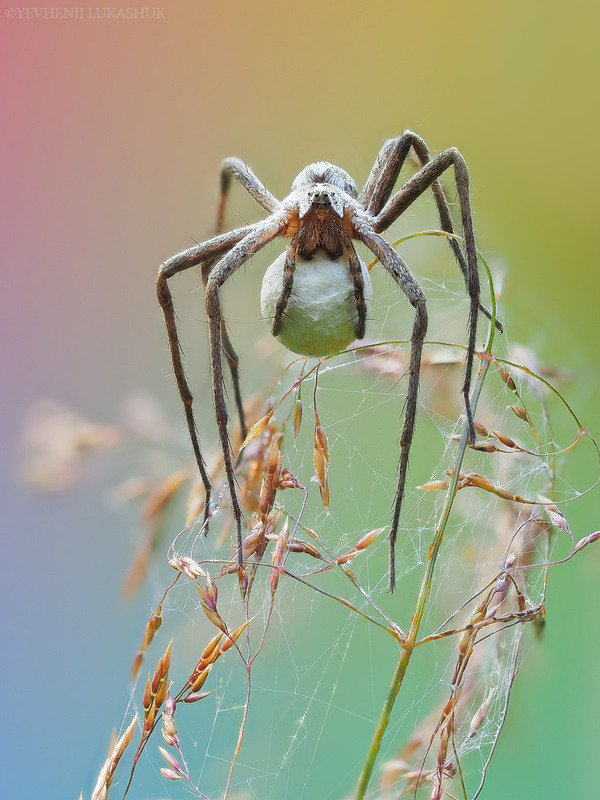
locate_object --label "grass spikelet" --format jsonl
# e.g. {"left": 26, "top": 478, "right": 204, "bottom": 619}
{"left": 131, "top": 605, "right": 163, "bottom": 679}
{"left": 241, "top": 411, "right": 273, "bottom": 448}
{"left": 573, "top": 530, "right": 600, "bottom": 554}
{"left": 510, "top": 404, "right": 530, "bottom": 422}
{"left": 89, "top": 715, "right": 137, "bottom": 800}
{"left": 497, "top": 364, "right": 517, "bottom": 391}
{"left": 334, "top": 530, "right": 382, "bottom": 566}
{"left": 270, "top": 516, "right": 290, "bottom": 595}
{"left": 418, "top": 479, "right": 449, "bottom": 491}
{"left": 293, "top": 396, "right": 303, "bottom": 440}
{"left": 490, "top": 429, "right": 517, "bottom": 448}
{"left": 313, "top": 416, "right": 330, "bottom": 509}
{"left": 182, "top": 689, "right": 214, "bottom": 703}
{"left": 200, "top": 632, "right": 223, "bottom": 662}
{"left": 219, "top": 619, "right": 251, "bottom": 656}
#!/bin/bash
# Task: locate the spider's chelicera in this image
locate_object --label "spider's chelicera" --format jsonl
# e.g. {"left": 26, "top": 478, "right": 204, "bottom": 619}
{"left": 157, "top": 132, "right": 501, "bottom": 590}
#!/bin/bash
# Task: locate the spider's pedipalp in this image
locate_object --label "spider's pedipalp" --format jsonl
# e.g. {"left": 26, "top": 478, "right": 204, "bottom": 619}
{"left": 344, "top": 236, "right": 368, "bottom": 340}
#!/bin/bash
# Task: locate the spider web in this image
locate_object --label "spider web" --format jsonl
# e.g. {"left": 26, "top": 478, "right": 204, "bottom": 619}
{"left": 115, "top": 226, "right": 596, "bottom": 800}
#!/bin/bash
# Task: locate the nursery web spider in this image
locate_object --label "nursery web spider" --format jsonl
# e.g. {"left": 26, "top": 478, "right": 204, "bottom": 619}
{"left": 157, "top": 132, "right": 500, "bottom": 591}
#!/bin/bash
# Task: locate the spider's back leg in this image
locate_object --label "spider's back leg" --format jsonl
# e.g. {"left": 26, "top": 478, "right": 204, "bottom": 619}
{"left": 157, "top": 226, "right": 255, "bottom": 527}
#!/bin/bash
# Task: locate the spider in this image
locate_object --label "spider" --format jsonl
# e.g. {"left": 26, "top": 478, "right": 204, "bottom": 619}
{"left": 156, "top": 132, "right": 501, "bottom": 591}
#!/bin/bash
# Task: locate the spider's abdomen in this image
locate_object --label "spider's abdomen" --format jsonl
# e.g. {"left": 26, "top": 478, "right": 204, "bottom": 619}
{"left": 260, "top": 250, "right": 372, "bottom": 357}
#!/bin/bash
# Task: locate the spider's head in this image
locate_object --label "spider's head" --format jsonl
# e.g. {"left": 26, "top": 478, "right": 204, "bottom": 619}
{"left": 292, "top": 162, "right": 357, "bottom": 219}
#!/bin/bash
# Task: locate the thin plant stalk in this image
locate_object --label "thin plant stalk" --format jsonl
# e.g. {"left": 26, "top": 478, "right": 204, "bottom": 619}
{"left": 355, "top": 250, "right": 497, "bottom": 800}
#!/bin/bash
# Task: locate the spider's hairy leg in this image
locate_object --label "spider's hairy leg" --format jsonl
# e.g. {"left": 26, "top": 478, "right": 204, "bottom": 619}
{"left": 374, "top": 148, "right": 481, "bottom": 445}
{"left": 200, "top": 257, "right": 248, "bottom": 441}
{"left": 220, "top": 323, "right": 247, "bottom": 443}
{"left": 272, "top": 235, "right": 298, "bottom": 336}
{"left": 216, "top": 157, "right": 279, "bottom": 233}
{"left": 156, "top": 226, "right": 255, "bottom": 527}
{"left": 359, "top": 134, "right": 414, "bottom": 213}
{"left": 343, "top": 234, "right": 367, "bottom": 339}
{"left": 362, "top": 133, "right": 501, "bottom": 332}
{"left": 205, "top": 215, "right": 289, "bottom": 570}
{"left": 201, "top": 161, "right": 281, "bottom": 439}
{"left": 354, "top": 223, "right": 428, "bottom": 592}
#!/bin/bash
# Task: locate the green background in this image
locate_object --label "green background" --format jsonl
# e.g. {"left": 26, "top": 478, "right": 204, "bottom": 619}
{"left": 1, "top": 1, "right": 599, "bottom": 798}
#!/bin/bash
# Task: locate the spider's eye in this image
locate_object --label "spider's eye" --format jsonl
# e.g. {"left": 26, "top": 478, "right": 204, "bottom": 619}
{"left": 308, "top": 189, "right": 332, "bottom": 208}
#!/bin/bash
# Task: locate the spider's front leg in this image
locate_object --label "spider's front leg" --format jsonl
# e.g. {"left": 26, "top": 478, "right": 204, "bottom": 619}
{"left": 203, "top": 160, "right": 282, "bottom": 441}
{"left": 205, "top": 215, "right": 288, "bottom": 571}
{"left": 361, "top": 132, "right": 501, "bottom": 331}
{"left": 374, "top": 147, "right": 481, "bottom": 445}
{"left": 354, "top": 220, "right": 428, "bottom": 592}
{"left": 216, "top": 157, "right": 279, "bottom": 232}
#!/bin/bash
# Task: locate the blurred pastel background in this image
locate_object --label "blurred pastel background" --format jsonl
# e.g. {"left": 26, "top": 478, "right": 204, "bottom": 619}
{"left": 1, "top": 1, "right": 599, "bottom": 798}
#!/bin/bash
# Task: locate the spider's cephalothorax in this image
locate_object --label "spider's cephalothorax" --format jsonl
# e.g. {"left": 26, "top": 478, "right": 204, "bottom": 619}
{"left": 290, "top": 162, "right": 358, "bottom": 260}
{"left": 291, "top": 161, "right": 358, "bottom": 197}
{"left": 157, "top": 133, "right": 502, "bottom": 590}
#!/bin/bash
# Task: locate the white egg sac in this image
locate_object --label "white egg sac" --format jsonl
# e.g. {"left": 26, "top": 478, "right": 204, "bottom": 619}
{"left": 260, "top": 250, "right": 373, "bottom": 357}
